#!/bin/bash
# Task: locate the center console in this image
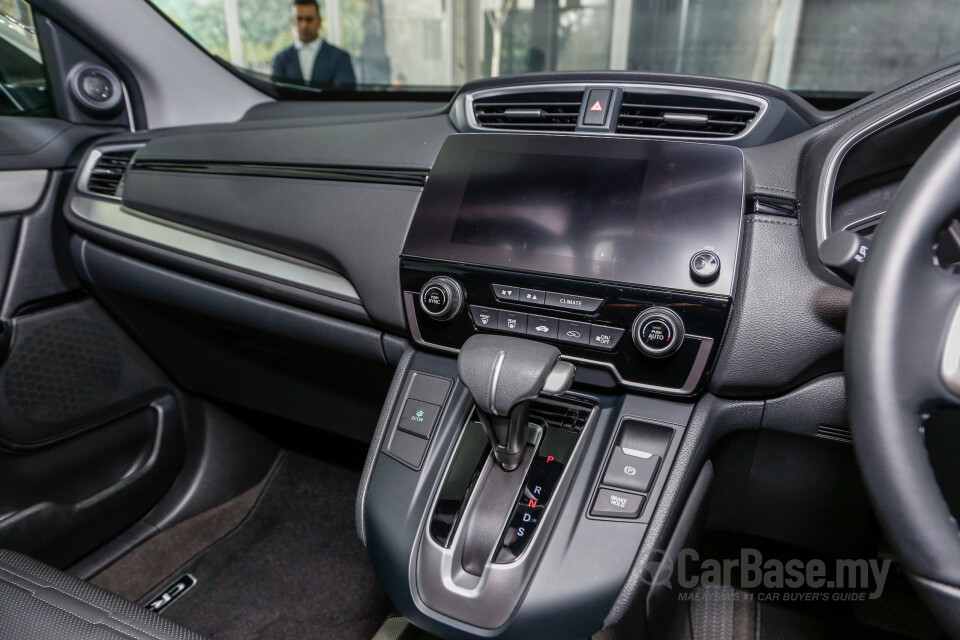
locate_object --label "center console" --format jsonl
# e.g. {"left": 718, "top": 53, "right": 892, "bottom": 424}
{"left": 401, "top": 133, "right": 743, "bottom": 396}
{"left": 362, "top": 133, "right": 745, "bottom": 639}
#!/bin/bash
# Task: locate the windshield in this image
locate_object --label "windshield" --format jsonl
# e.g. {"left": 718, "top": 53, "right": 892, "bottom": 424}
{"left": 149, "top": 0, "right": 960, "bottom": 100}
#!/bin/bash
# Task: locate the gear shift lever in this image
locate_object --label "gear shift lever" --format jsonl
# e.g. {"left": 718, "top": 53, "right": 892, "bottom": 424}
{"left": 458, "top": 334, "right": 575, "bottom": 470}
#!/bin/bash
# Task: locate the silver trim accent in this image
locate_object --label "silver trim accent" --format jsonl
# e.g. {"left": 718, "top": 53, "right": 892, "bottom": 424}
{"left": 415, "top": 403, "right": 599, "bottom": 629}
{"left": 941, "top": 300, "right": 960, "bottom": 397}
{"left": 69, "top": 195, "right": 362, "bottom": 305}
{"left": 0, "top": 170, "right": 47, "bottom": 214}
{"left": 77, "top": 143, "right": 145, "bottom": 200}
{"left": 121, "top": 80, "right": 137, "bottom": 132}
{"left": 622, "top": 446, "right": 654, "bottom": 459}
{"left": 817, "top": 77, "right": 960, "bottom": 244}
{"left": 456, "top": 82, "right": 769, "bottom": 142}
{"left": 403, "top": 293, "right": 713, "bottom": 395}
{"left": 488, "top": 350, "right": 505, "bottom": 416}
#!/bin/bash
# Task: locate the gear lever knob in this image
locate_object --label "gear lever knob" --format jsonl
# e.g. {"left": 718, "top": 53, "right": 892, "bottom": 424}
{"left": 457, "top": 334, "right": 575, "bottom": 470}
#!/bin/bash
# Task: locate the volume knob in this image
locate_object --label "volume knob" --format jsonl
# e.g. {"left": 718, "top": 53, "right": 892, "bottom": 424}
{"left": 419, "top": 277, "right": 464, "bottom": 321}
{"left": 632, "top": 307, "right": 684, "bottom": 358}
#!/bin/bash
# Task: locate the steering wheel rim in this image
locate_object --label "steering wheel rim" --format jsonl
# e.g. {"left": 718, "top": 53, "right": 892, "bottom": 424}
{"left": 847, "top": 115, "right": 960, "bottom": 634}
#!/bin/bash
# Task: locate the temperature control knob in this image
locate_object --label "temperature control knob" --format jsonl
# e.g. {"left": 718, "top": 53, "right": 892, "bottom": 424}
{"left": 632, "top": 307, "right": 684, "bottom": 358}
{"left": 419, "top": 276, "right": 464, "bottom": 321}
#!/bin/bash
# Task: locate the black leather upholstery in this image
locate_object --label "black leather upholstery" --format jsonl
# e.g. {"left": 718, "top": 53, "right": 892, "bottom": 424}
{"left": 0, "top": 549, "right": 204, "bottom": 640}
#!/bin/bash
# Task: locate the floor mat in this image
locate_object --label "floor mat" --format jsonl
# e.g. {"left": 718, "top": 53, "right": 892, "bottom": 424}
{"left": 92, "top": 474, "right": 270, "bottom": 601}
{"left": 154, "top": 451, "right": 392, "bottom": 640}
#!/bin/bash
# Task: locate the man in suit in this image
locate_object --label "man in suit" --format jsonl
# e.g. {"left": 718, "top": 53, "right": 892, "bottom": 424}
{"left": 271, "top": 0, "right": 355, "bottom": 87}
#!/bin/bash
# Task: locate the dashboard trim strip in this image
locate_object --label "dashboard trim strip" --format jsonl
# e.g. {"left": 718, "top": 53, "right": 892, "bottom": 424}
{"left": 69, "top": 195, "right": 362, "bottom": 305}
{"left": 131, "top": 161, "right": 429, "bottom": 187}
{"left": 817, "top": 76, "right": 960, "bottom": 244}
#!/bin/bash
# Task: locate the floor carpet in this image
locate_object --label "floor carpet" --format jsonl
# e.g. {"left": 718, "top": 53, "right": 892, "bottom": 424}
{"left": 156, "top": 451, "right": 392, "bottom": 640}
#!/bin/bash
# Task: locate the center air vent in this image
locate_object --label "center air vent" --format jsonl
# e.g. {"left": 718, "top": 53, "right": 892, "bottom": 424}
{"left": 83, "top": 147, "right": 139, "bottom": 198}
{"left": 473, "top": 91, "right": 583, "bottom": 132}
{"left": 617, "top": 92, "right": 761, "bottom": 139}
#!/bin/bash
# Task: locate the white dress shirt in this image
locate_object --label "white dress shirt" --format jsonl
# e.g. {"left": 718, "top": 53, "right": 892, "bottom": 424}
{"left": 294, "top": 37, "right": 323, "bottom": 82}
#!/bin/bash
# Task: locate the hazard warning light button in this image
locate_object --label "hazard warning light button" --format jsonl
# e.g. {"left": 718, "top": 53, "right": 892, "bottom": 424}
{"left": 583, "top": 89, "right": 613, "bottom": 126}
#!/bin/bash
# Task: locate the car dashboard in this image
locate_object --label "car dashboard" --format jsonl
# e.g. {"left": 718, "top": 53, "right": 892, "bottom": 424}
{"left": 56, "top": 67, "right": 960, "bottom": 639}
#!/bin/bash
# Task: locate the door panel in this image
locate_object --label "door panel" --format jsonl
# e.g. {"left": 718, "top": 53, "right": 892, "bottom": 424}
{"left": 0, "top": 3, "right": 186, "bottom": 567}
{"left": 0, "top": 298, "right": 172, "bottom": 447}
{"left": 0, "top": 397, "right": 185, "bottom": 568}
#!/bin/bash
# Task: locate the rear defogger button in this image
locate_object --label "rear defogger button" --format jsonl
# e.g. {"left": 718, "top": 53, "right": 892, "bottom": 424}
{"left": 544, "top": 292, "right": 602, "bottom": 313}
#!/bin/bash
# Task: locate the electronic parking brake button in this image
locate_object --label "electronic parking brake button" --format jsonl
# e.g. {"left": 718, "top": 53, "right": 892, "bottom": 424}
{"left": 397, "top": 399, "right": 441, "bottom": 439}
{"left": 591, "top": 488, "right": 645, "bottom": 519}
{"left": 602, "top": 446, "right": 661, "bottom": 494}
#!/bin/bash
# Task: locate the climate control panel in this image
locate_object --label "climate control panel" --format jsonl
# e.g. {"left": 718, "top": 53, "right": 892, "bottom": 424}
{"left": 403, "top": 259, "right": 731, "bottom": 396}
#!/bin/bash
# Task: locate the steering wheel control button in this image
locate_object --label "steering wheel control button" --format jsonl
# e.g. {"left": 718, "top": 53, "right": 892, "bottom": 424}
{"left": 591, "top": 488, "right": 645, "bottom": 519}
{"left": 689, "top": 250, "right": 721, "bottom": 283}
{"left": 557, "top": 319, "right": 591, "bottom": 346}
{"left": 491, "top": 283, "right": 520, "bottom": 302}
{"left": 526, "top": 315, "right": 559, "bottom": 340}
{"left": 632, "top": 307, "right": 684, "bottom": 357}
{"left": 470, "top": 305, "right": 499, "bottom": 329}
{"left": 418, "top": 276, "right": 463, "bottom": 320}
{"left": 583, "top": 89, "right": 613, "bottom": 126}
{"left": 519, "top": 288, "right": 545, "bottom": 305}
{"left": 397, "top": 399, "right": 441, "bottom": 439}
{"left": 818, "top": 230, "right": 870, "bottom": 284}
{"left": 602, "top": 446, "right": 661, "bottom": 494}
{"left": 589, "top": 324, "right": 625, "bottom": 350}
{"left": 498, "top": 310, "right": 528, "bottom": 335}
{"left": 544, "top": 291, "right": 603, "bottom": 313}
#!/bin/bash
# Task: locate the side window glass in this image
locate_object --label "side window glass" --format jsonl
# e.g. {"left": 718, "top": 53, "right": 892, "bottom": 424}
{"left": 0, "top": 0, "right": 54, "bottom": 117}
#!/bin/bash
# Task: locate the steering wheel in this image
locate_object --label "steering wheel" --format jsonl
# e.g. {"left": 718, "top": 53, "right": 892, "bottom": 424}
{"left": 848, "top": 115, "right": 960, "bottom": 636}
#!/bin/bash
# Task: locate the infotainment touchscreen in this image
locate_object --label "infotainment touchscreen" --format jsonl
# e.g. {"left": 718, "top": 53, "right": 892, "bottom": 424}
{"left": 451, "top": 151, "right": 648, "bottom": 265}
{"left": 403, "top": 134, "right": 744, "bottom": 296}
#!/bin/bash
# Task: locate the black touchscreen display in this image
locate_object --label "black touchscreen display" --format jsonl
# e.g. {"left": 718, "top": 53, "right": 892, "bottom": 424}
{"left": 402, "top": 134, "right": 744, "bottom": 296}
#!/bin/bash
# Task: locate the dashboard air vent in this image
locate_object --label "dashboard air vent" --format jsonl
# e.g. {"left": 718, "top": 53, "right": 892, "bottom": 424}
{"left": 473, "top": 91, "right": 583, "bottom": 132}
{"left": 85, "top": 148, "right": 137, "bottom": 197}
{"left": 617, "top": 92, "right": 760, "bottom": 139}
